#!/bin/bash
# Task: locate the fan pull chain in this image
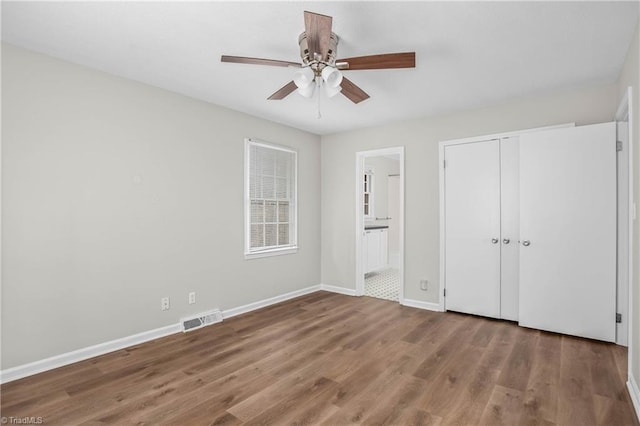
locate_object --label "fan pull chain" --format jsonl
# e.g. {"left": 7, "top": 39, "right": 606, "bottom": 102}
{"left": 317, "top": 79, "right": 322, "bottom": 119}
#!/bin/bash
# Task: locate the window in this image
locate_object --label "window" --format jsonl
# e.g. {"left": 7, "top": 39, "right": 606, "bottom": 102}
{"left": 364, "top": 169, "right": 374, "bottom": 219}
{"left": 245, "top": 139, "right": 297, "bottom": 258}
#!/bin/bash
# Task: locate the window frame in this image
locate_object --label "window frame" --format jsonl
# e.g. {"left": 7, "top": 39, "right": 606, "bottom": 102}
{"left": 244, "top": 138, "right": 298, "bottom": 259}
{"left": 364, "top": 168, "right": 375, "bottom": 220}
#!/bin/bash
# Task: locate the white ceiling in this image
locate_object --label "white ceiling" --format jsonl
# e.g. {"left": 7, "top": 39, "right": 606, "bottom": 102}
{"left": 2, "top": 1, "right": 639, "bottom": 135}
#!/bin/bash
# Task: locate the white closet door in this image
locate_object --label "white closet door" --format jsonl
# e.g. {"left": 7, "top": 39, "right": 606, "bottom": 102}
{"left": 519, "top": 122, "right": 616, "bottom": 342}
{"left": 444, "top": 140, "right": 501, "bottom": 318}
{"left": 500, "top": 137, "right": 520, "bottom": 321}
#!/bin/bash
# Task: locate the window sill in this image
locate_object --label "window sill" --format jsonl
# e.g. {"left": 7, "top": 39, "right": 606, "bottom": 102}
{"left": 245, "top": 246, "right": 298, "bottom": 260}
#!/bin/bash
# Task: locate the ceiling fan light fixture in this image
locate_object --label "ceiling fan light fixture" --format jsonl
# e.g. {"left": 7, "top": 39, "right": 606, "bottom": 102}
{"left": 293, "top": 67, "right": 315, "bottom": 89}
{"left": 321, "top": 66, "right": 343, "bottom": 88}
{"left": 297, "top": 82, "right": 316, "bottom": 98}
{"left": 324, "top": 84, "right": 342, "bottom": 98}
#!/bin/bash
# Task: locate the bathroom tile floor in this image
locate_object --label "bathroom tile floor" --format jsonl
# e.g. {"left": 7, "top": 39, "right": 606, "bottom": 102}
{"left": 364, "top": 268, "right": 399, "bottom": 302}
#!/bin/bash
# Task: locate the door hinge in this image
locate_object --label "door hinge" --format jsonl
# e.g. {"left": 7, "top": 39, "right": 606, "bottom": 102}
{"left": 443, "top": 289, "right": 446, "bottom": 297}
{"left": 617, "top": 141, "right": 623, "bottom": 152}
{"left": 616, "top": 313, "right": 622, "bottom": 323}
{"left": 443, "top": 159, "right": 446, "bottom": 168}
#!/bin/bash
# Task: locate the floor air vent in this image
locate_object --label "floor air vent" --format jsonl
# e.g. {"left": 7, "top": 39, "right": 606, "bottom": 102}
{"left": 181, "top": 309, "right": 223, "bottom": 332}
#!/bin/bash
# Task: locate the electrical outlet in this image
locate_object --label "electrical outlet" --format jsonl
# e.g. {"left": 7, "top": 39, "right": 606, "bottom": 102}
{"left": 188, "top": 292, "right": 196, "bottom": 305}
{"left": 420, "top": 280, "right": 428, "bottom": 291}
{"left": 161, "top": 297, "right": 170, "bottom": 311}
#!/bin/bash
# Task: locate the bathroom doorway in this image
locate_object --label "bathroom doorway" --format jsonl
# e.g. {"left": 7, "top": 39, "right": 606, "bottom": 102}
{"left": 355, "top": 147, "right": 404, "bottom": 303}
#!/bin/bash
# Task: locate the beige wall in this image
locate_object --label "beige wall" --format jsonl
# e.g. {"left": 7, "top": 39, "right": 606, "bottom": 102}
{"left": 1, "top": 44, "right": 321, "bottom": 369}
{"left": 321, "top": 83, "right": 618, "bottom": 302}
{"left": 617, "top": 20, "right": 640, "bottom": 384}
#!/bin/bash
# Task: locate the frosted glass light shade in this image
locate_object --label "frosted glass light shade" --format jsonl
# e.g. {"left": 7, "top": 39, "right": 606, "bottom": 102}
{"left": 321, "top": 66, "right": 343, "bottom": 88}
{"left": 297, "top": 83, "right": 316, "bottom": 98}
{"left": 324, "top": 84, "right": 342, "bottom": 98}
{"left": 293, "top": 67, "right": 315, "bottom": 88}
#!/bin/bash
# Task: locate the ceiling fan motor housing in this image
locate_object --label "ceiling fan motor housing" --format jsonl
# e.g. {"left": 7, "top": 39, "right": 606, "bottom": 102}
{"left": 298, "top": 32, "right": 339, "bottom": 67}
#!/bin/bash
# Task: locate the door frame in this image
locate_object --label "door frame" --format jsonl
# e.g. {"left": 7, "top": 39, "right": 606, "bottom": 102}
{"left": 355, "top": 147, "right": 405, "bottom": 303}
{"left": 616, "top": 87, "right": 635, "bottom": 373}
{"left": 616, "top": 89, "right": 632, "bottom": 347}
{"left": 438, "top": 123, "right": 575, "bottom": 312}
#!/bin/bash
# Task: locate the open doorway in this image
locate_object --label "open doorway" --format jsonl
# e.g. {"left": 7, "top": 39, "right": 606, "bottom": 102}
{"left": 355, "top": 147, "right": 404, "bottom": 303}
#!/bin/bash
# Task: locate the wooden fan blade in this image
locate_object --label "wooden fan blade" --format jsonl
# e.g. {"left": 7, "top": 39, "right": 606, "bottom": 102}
{"left": 221, "top": 55, "right": 301, "bottom": 68}
{"left": 268, "top": 81, "right": 298, "bottom": 100}
{"left": 337, "top": 52, "right": 415, "bottom": 70}
{"left": 340, "top": 77, "right": 369, "bottom": 104}
{"left": 304, "top": 11, "right": 332, "bottom": 61}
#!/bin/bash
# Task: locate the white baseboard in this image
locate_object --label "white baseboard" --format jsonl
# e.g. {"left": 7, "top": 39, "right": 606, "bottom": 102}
{"left": 627, "top": 374, "right": 640, "bottom": 422}
{"left": 0, "top": 284, "right": 323, "bottom": 384}
{"left": 320, "top": 283, "right": 357, "bottom": 296}
{"left": 402, "top": 298, "right": 444, "bottom": 312}
{"left": 221, "top": 285, "right": 321, "bottom": 319}
{"left": 0, "top": 323, "right": 182, "bottom": 384}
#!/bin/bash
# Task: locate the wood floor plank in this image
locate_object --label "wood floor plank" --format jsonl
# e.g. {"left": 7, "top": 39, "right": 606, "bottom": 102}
{"left": 94, "top": 324, "right": 239, "bottom": 373}
{"left": 0, "top": 362, "right": 105, "bottom": 402}
{"left": 41, "top": 368, "right": 192, "bottom": 424}
{"left": 328, "top": 341, "right": 415, "bottom": 409}
{"left": 241, "top": 376, "right": 339, "bottom": 424}
{"left": 438, "top": 323, "right": 515, "bottom": 425}
{"left": 0, "top": 389, "right": 70, "bottom": 416}
{"left": 415, "top": 341, "right": 485, "bottom": 416}
{"left": 557, "top": 336, "right": 598, "bottom": 426}
{"left": 226, "top": 369, "right": 333, "bottom": 421}
{"left": 593, "top": 393, "right": 640, "bottom": 426}
{"left": 116, "top": 359, "right": 277, "bottom": 424}
{"left": 412, "top": 315, "right": 482, "bottom": 381}
{"left": 394, "top": 407, "right": 443, "bottom": 426}
{"left": 519, "top": 331, "right": 561, "bottom": 425}
{"left": 587, "top": 340, "right": 629, "bottom": 401}
{"left": 269, "top": 383, "right": 341, "bottom": 425}
{"left": 405, "top": 311, "right": 465, "bottom": 351}
{"left": 478, "top": 385, "right": 525, "bottom": 425}
{"left": 470, "top": 317, "right": 500, "bottom": 348}
{"left": 1, "top": 292, "right": 637, "bottom": 425}
{"left": 401, "top": 312, "right": 445, "bottom": 344}
{"left": 496, "top": 326, "right": 538, "bottom": 391}
{"left": 360, "top": 375, "right": 429, "bottom": 425}
{"left": 612, "top": 343, "right": 630, "bottom": 382}
{"left": 323, "top": 353, "right": 416, "bottom": 424}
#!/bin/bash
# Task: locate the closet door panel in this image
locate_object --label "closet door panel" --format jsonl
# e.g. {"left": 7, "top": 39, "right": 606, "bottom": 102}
{"left": 444, "top": 140, "right": 501, "bottom": 318}
{"left": 500, "top": 137, "right": 520, "bottom": 321}
{"left": 519, "top": 122, "right": 616, "bottom": 342}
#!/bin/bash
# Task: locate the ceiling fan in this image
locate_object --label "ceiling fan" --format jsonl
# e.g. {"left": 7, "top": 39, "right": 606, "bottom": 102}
{"left": 221, "top": 11, "right": 416, "bottom": 104}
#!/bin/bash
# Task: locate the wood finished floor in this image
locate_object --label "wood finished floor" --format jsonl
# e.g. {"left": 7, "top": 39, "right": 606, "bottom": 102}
{"left": 1, "top": 291, "right": 637, "bottom": 425}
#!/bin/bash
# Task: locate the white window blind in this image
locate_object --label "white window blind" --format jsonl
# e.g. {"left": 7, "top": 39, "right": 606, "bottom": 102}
{"left": 245, "top": 139, "right": 297, "bottom": 258}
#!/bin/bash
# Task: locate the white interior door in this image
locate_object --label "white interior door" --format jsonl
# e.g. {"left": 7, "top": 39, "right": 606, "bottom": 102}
{"left": 500, "top": 137, "right": 520, "bottom": 321}
{"left": 444, "top": 140, "right": 501, "bottom": 318}
{"left": 519, "top": 122, "right": 617, "bottom": 342}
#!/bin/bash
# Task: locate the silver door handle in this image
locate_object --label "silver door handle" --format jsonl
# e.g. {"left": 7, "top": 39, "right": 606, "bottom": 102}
{"left": 522, "top": 240, "right": 531, "bottom": 247}
{"left": 503, "top": 238, "right": 510, "bottom": 244}
{"left": 491, "top": 238, "right": 499, "bottom": 244}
